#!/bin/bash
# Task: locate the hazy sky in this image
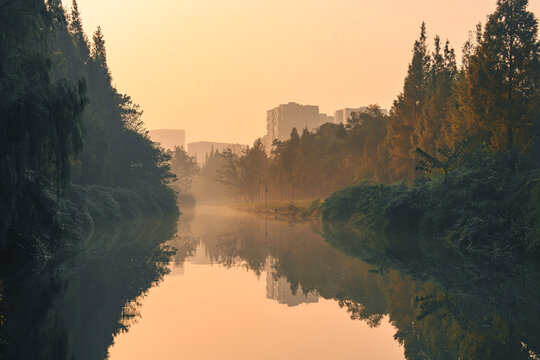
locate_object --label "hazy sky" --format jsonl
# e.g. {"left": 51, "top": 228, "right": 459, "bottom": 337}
{"left": 68, "top": 0, "right": 540, "bottom": 145}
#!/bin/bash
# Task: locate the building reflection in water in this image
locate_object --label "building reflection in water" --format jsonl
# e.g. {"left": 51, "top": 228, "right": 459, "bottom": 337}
{"left": 265, "top": 259, "right": 319, "bottom": 307}
{"left": 169, "top": 231, "right": 320, "bottom": 308}
{"left": 265, "top": 273, "right": 319, "bottom": 307}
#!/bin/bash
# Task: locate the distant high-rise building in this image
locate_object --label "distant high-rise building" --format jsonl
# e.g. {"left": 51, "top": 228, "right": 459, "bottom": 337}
{"left": 262, "top": 103, "right": 388, "bottom": 154}
{"left": 148, "top": 129, "right": 186, "bottom": 151}
{"left": 333, "top": 107, "right": 369, "bottom": 125}
{"left": 333, "top": 107, "right": 389, "bottom": 125}
{"left": 264, "top": 102, "right": 330, "bottom": 153}
{"left": 188, "top": 141, "right": 248, "bottom": 165}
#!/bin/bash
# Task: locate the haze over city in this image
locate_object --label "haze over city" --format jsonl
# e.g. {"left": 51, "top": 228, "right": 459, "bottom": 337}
{"left": 67, "top": 0, "right": 540, "bottom": 144}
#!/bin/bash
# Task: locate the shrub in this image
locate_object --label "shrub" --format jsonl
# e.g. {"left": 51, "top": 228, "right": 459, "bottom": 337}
{"left": 323, "top": 151, "right": 540, "bottom": 257}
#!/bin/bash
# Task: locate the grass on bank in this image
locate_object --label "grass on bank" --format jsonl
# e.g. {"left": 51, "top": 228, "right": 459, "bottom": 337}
{"left": 232, "top": 199, "right": 322, "bottom": 221}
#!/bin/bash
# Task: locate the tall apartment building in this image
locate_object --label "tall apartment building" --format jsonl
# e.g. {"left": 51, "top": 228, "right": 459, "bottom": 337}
{"left": 187, "top": 141, "right": 248, "bottom": 165}
{"left": 264, "top": 102, "right": 331, "bottom": 153}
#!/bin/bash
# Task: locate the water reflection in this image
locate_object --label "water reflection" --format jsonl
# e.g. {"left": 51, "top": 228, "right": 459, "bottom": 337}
{"left": 2, "top": 205, "right": 535, "bottom": 359}
{"left": 321, "top": 225, "right": 540, "bottom": 359}
{"left": 168, "top": 206, "right": 404, "bottom": 325}
{"left": 169, "top": 210, "right": 320, "bottom": 307}
{"left": 265, "top": 260, "right": 319, "bottom": 307}
{"left": 169, "top": 206, "right": 540, "bottom": 359}
{"left": 0, "top": 216, "right": 177, "bottom": 360}
{"left": 111, "top": 206, "right": 403, "bottom": 360}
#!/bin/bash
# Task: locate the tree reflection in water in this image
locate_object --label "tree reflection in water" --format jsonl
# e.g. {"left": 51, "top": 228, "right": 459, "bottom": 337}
{"left": 1, "top": 206, "right": 539, "bottom": 360}
{"left": 0, "top": 216, "right": 177, "bottom": 360}
{"left": 175, "top": 207, "right": 540, "bottom": 360}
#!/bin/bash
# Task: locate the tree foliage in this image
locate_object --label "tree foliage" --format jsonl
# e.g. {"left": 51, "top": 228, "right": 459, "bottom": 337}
{"left": 0, "top": 0, "right": 177, "bottom": 258}
{"left": 0, "top": 0, "right": 85, "bottom": 251}
{"left": 169, "top": 146, "right": 199, "bottom": 194}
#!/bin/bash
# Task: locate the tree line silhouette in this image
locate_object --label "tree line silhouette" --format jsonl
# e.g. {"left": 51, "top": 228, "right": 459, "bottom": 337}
{"left": 0, "top": 0, "right": 176, "bottom": 261}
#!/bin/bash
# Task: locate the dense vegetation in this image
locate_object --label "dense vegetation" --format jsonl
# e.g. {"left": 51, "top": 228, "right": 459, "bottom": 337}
{"left": 187, "top": 148, "right": 238, "bottom": 203}
{"left": 168, "top": 146, "right": 199, "bottom": 207}
{"left": 216, "top": 0, "right": 540, "bottom": 205}
{"left": 0, "top": 0, "right": 176, "bottom": 262}
{"left": 322, "top": 0, "right": 540, "bottom": 259}
{"left": 212, "top": 109, "right": 388, "bottom": 201}
{"left": 323, "top": 150, "right": 540, "bottom": 255}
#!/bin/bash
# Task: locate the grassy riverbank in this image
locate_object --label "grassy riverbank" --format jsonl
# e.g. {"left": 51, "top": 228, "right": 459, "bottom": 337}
{"left": 1, "top": 182, "right": 178, "bottom": 266}
{"left": 322, "top": 151, "right": 540, "bottom": 259}
{"left": 232, "top": 199, "right": 322, "bottom": 222}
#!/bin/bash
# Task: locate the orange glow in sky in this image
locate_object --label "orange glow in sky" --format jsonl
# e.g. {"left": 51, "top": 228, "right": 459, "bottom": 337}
{"left": 67, "top": 0, "right": 540, "bottom": 144}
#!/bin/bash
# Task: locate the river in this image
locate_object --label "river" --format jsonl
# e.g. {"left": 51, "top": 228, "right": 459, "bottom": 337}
{"left": 108, "top": 206, "right": 404, "bottom": 359}
{"left": 1, "top": 205, "right": 539, "bottom": 359}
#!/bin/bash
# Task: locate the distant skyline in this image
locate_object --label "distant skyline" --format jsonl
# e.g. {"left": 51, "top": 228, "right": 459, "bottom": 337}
{"left": 67, "top": 0, "right": 540, "bottom": 145}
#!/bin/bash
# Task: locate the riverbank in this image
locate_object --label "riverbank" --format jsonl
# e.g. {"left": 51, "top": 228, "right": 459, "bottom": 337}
{"left": 0, "top": 182, "right": 178, "bottom": 267}
{"left": 232, "top": 199, "right": 322, "bottom": 222}
{"left": 230, "top": 152, "right": 540, "bottom": 270}
{"left": 323, "top": 152, "right": 540, "bottom": 259}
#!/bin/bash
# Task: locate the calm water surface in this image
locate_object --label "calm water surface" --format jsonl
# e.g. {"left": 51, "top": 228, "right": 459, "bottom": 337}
{"left": 2, "top": 205, "right": 539, "bottom": 359}
{"left": 108, "top": 206, "right": 404, "bottom": 359}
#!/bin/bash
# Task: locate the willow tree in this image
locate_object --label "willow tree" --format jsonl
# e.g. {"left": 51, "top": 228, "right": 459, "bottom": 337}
{"left": 0, "top": 0, "right": 85, "bottom": 250}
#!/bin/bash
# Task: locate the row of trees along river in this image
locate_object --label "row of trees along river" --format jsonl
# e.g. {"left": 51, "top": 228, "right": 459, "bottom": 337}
{"left": 180, "top": 0, "right": 540, "bottom": 204}
{"left": 0, "top": 0, "right": 177, "bottom": 264}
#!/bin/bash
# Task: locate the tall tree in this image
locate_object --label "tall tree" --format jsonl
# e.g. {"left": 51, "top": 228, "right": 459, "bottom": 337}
{"left": 466, "top": 0, "right": 540, "bottom": 151}
{"left": 347, "top": 106, "right": 390, "bottom": 182}
{"left": 90, "top": 26, "right": 111, "bottom": 83}
{"left": 217, "top": 148, "right": 246, "bottom": 201}
{"left": 68, "top": 0, "right": 90, "bottom": 58}
{"left": 169, "top": 146, "right": 199, "bottom": 194}
{"left": 385, "top": 23, "right": 431, "bottom": 179}
{"left": 441, "top": 25, "right": 483, "bottom": 149}
{"left": 416, "top": 37, "right": 458, "bottom": 153}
